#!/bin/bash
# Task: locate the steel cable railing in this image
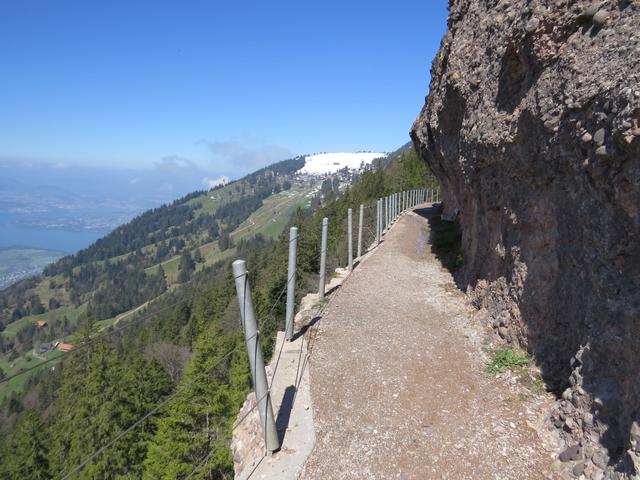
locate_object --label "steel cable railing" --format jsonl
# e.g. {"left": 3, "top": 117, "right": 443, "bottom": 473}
{"left": 52, "top": 186, "right": 438, "bottom": 479}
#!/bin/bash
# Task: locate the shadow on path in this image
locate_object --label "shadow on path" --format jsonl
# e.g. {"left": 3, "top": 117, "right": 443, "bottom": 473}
{"left": 292, "top": 316, "right": 321, "bottom": 342}
{"left": 276, "top": 385, "right": 296, "bottom": 444}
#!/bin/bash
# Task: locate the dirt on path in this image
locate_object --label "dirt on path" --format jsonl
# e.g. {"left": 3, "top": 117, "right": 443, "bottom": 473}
{"left": 300, "top": 207, "right": 558, "bottom": 479}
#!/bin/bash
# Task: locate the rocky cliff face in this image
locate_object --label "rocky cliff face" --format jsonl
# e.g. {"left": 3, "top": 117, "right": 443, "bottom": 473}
{"left": 411, "top": 0, "right": 640, "bottom": 476}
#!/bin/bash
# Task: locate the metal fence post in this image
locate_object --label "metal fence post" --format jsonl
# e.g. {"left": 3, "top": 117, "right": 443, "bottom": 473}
{"left": 383, "top": 197, "right": 386, "bottom": 232}
{"left": 347, "top": 208, "right": 353, "bottom": 270}
{"left": 394, "top": 193, "right": 397, "bottom": 220}
{"left": 232, "top": 260, "right": 280, "bottom": 452}
{"left": 395, "top": 193, "right": 398, "bottom": 218}
{"left": 375, "top": 199, "right": 380, "bottom": 244}
{"left": 386, "top": 196, "right": 389, "bottom": 230}
{"left": 285, "top": 226, "right": 298, "bottom": 341}
{"left": 391, "top": 194, "right": 395, "bottom": 222}
{"left": 357, "top": 204, "right": 363, "bottom": 258}
{"left": 318, "top": 218, "right": 328, "bottom": 299}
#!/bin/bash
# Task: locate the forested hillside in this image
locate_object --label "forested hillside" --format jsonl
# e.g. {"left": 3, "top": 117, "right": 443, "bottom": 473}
{"left": 0, "top": 157, "right": 306, "bottom": 362}
{"left": 0, "top": 147, "right": 435, "bottom": 479}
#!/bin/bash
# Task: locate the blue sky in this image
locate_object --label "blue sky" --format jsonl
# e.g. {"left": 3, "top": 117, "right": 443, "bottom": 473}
{"left": 0, "top": 0, "right": 448, "bottom": 177}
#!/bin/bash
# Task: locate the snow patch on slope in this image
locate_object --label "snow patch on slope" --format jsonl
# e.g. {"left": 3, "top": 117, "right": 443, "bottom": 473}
{"left": 299, "top": 152, "right": 386, "bottom": 175}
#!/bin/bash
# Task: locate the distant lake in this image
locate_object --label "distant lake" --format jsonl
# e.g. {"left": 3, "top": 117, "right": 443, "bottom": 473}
{"left": 0, "top": 222, "right": 107, "bottom": 254}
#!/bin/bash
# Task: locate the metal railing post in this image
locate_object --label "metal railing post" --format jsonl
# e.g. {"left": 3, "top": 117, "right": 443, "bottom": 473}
{"left": 232, "top": 260, "right": 280, "bottom": 452}
{"left": 391, "top": 192, "right": 398, "bottom": 223}
{"left": 347, "top": 208, "right": 353, "bottom": 270}
{"left": 318, "top": 218, "right": 328, "bottom": 299}
{"left": 386, "top": 196, "right": 389, "bottom": 230}
{"left": 285, "top": 226, "right": 298, "bottom": 341}
{"left": 357, "top": 204, "right": 363, "bottom": 258}
{"left": 375, "top": 199, "right": 380, "bottom": 244}
{"left": 391, "top": 194, "right": 395, "bottom": 222}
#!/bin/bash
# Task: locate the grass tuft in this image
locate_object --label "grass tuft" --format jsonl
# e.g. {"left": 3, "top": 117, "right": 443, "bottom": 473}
{"left": 485, "top": 348, "right": 530, "bottom": 374}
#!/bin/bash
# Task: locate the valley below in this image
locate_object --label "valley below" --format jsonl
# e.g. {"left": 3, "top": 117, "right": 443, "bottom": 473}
{"left": 0, "top": 247, "right": 67, "bottom": 291}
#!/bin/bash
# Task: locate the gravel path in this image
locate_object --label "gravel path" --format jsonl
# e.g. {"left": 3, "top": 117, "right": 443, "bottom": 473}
{"left": 300, "top": 207, "right": 556, "bottom": 479}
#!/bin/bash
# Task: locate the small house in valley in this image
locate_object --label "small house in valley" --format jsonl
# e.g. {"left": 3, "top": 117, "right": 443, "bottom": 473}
{"left": 57, "top": 343, "right": 73, "bottom": 352}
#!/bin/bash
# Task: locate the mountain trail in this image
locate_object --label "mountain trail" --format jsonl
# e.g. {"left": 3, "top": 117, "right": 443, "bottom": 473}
{"left": 300, "top": 206, "right": 559, "bottom": 479}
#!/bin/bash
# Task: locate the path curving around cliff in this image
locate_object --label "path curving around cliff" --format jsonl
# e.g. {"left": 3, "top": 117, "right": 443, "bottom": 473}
{"left": 300, "top": 206, "right": 558, "bottom": 479}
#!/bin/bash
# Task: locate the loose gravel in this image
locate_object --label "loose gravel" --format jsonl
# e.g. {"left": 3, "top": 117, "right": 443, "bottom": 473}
{"left": 300, "top": 208, "right": 557, "bottom": 479}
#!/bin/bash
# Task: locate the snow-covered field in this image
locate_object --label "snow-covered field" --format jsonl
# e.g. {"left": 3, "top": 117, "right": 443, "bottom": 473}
{"left": 298, "top": 152, "right": 387, "bottom": 175}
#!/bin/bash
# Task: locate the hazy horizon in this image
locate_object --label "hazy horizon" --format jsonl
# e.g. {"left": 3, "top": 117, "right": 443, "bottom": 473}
{"left": 0, "top": 1, "right": 448, "bottom": 177}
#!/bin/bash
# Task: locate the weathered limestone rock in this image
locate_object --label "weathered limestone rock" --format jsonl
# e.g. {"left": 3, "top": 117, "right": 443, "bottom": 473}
{"left": 411, "top": 0, "right": 640, "bottom": 476}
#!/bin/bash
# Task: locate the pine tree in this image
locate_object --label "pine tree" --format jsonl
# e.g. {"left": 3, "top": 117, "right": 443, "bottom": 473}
{"left": 0, "top": 410, "right": 50, "bottom": 480}
{"left": 178, "top": 250, "right": 195, "bottom": 283}
{"left": 143, "top": 281, "right": 249, "bottom": 479}
{"left": 143, "top": 331, "right": 248, "bottom": 479}
{"left": 47, "top": 342, "right": 172, "bottom": 479}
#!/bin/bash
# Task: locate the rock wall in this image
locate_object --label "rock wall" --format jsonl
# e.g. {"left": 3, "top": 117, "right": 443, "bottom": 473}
{"left": 411, "top": 0, "right": 640, "bottom": 476}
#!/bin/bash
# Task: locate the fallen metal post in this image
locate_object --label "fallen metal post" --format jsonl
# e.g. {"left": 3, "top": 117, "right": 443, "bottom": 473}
{"left": 232, "top": 260, "right": 280, "bottom": 452}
